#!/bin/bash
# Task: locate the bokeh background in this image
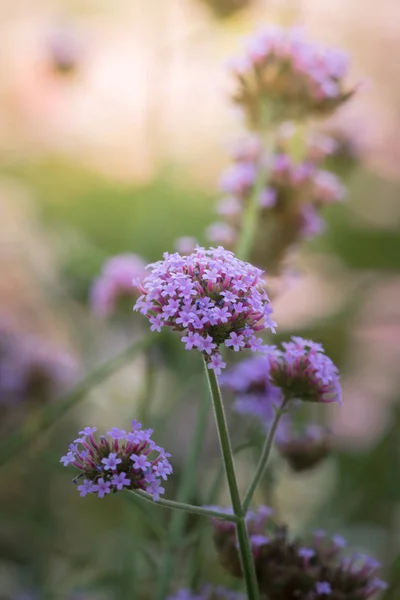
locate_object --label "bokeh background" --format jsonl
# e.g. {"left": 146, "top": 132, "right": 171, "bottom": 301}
{"left": 0, "top": 0, "right": 400, "bottom": 598}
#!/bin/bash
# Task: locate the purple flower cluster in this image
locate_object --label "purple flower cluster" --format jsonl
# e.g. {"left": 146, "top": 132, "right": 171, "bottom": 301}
{"left": 208, "top": 140, "right": 345, "bottom": 256}
{"left": 210, "top": 506, "right": 387, "bottom": 598}
{"left": 275, "top": 423, "right": 331, "bottom": 472}
{"left": 91, "top": 253, "right": 147, "bottom": 317}
{"left": 167, "top": 587, "right": 245, "bottom": 600}
{"left": 60, "top": 421, "right": 172, "bottom": 501}
{"left": 221, "top": 336, "right": 340, "bottom": 413}
{"left": 134, "top": 247, "right": 276, "bottom": 374}
{"left": 267, "top": 337, "right": 341, "bottom": 404}
{"left": 230, "top": 25, "right": 355, "bottom": 125}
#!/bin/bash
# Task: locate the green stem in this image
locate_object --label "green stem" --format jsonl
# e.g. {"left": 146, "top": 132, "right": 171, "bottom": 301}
{"left": 156, "top": 388, "right": 210, "bottom": 600}
{"left": 236, "top": 106, "right": 274, "bottom": 263}
{"left": 0, "top": 335, "right": 154, "bottom": 469}
{"left": 242, "top": 398, "right": 288, "bottom": 512}
{"left": 204, "top": 359, "right": 260, "bottom": 600}
{"left": 130, "top": 489, "right": 239, "bottom": 522}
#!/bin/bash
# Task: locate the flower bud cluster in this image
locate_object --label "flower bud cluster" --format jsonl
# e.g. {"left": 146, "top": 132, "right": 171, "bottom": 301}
{"left": 207, "top": 136, "right": 345, "bottom": 271}
{"left": 210, "top": 507, "right": 387, "bottom": 599}
{"left": 230, "top": 26, "right": 355, "bottom": 126}
{"left": 221, "top": 337, "right": 341, "bottom": 409}
{"left": 134, "top": 247, "right": 276, "bottom": 374}
{"left": 91, "top": 253, "right": 147, "bottom": 317}
{"left": 60, "top": 421, "right": 172, "bottom": 501}
{"left": 275, "top": 423, "right": 331, "bottom": 472}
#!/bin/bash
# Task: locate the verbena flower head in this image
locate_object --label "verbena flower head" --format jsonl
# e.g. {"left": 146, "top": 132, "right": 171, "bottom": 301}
{"left": 60, "top": 421, "right": 172, "bottom": 501}
{"left": 210, "top": 138, "right": 345, "bottom": 273}
{"left": 167, "top": 586, "right": 245, "bottom": 600}
{"left": 230, "top": 25, "right": 355, "bottom": 126}
{"left": 210, "top": 507, "right": 387, "bottom": 598}
{"left": 134, "top": 247, "right": 276, "bottom": 374}
{"left": 91, "top": 253, "right": 147, "bottom": 317}
{"left": 275, "top": 422, "right": 331, "bottom": 472}
{"left": 267, "top": 337, "right": 341, "bottom": 404}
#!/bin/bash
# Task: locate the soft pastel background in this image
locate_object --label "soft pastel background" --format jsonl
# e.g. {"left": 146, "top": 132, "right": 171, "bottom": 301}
{"left": 0, "top": 1, "right": 400, "bottom": 598}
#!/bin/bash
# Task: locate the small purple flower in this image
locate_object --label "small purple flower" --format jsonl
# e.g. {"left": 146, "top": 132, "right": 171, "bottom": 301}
{"left": 79, "top": 426, "right": 97, "bottom": 436}
{"left": 60, "top": 452, "right": 75, "bottom": 466}
{"left": 93, "top": 477, "right": 112, "bottom": 499}
{"left": 77, "top": 479, "right": 94, "bottom": 497}
{"left": 146, "top": 478, "right": 165, "bottom": 501}
{"left": 107, "top": 427, "right": 126, "bottom": 439}
{"left": 225, "top": 332, "right": 245, "bottom": 351}
{"left": 208, "top": 353, "right": 226, "bottom": 375}
{"left": 111, "top": 472, "right": 131, "bottom": 490}
{"left": 250, "top": 534, "right": 270, "bottom": 547}
{"left": 90, "top": 254, "right": 147, "bottom": 317}
{"left": 197, "top": 335, "right": 216, "bottom": 355}
{"left": 315, "top": 581, "right": 332, "bottom": 595}
{"left": 130, "top": 454, "right": 150, "bottom": 470}
{"left": 101, "top": 452, "right": 122, "bottom": 471}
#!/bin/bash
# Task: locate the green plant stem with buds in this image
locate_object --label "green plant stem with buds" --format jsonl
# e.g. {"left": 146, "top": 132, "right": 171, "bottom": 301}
{"left": 0, "top": 335, "right": 154, "bottom": 469}
{"left": 242, "top": 397, "right": 288, "bottom": 512}
{"left": 156, "top": 388, "right": 210, "bottom": 600}
{"left": 236, "top": 103, "right": 275, "bottom": 263}
{"left": 130, "top": 489, "right": 239, "bottom": 522}
{"left": 204, "top": 359, "right": 260, "bottom": 600}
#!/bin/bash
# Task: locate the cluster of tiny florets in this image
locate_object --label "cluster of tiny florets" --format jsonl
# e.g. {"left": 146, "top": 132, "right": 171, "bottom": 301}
{"left": 221, "top": 336, "right": 340, "bottom": 408}
{"left": 60, "top": 421, "right": 172, "bottom": 501}
{"left": 134, "top": 247, "right": 276, "bottom": 374}
{"left": 275, "top": 422, "right": 331, "bottom": 472}
{"left": 230, "top": 25, "right": 355, "bottom": 125}
{"left": 91, "top": 253, "right": 147, "bottom": 317}
{"left": 267, "top": 337, "right": 341, "bottom": 404}
{"left": 207, "top": 138, "right": 345, "bottom": 259}
{"left": 210, "top": 507, "right": 387, "bottom": 599}
{"left": 167, "top": 586, "right": 245, "bottom": 600}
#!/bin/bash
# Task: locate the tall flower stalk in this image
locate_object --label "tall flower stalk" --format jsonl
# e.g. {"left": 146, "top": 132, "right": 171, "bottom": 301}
{"left": 204, "top": 360, "right": 260, "bottom": 600}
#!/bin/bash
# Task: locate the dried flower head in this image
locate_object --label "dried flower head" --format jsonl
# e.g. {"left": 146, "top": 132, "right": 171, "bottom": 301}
{"left": 210, "top": 507, "right": 387, "bottom": 598}
{"left": 61, "top": 421, "right": 172, "bottom": 501}
{"left": 134, "top": 247, "right": 276, "bottom": 374}
{"left": 275, "top": 423, "right": 331, "bottom": 472}
{"left": 168, "top": 586, "right": 245, "bottom": 600}
{"left": 230, "top": 26, "right": 355, "bottom": 126}
{"left": 91, "top": 254, "right": 147, "bottom": 317}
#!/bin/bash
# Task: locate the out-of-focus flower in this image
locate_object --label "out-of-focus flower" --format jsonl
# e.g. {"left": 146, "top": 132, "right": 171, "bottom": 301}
{"left": 210, "top": 506, "right": 387, "bottom": 598}
{"left": 134, "top": 247, "right": 276, "bottom": 374}
{"left": 209, "top": 137, "right": 345, "bottom": 273}
{"left": 61, "top": 420, "right": 172, "bottom": 501}
{"left": 220, "top": 355, "right": 282, "bottom": 425}
{"left": 90, "top": 254, "right": 147, "bottom": 317}
{"left": 175, "top": 237, "right": 199, "bottom": 255}
{"left": 275, "top": 423, "right": 331, "bottom": 472}
{"left": 0, "top": 324, "right": 77, "bottom": 408}
{"left": 230, "top": 26, "right": 355, "bottom": 126}
{"left": 222, "top": 336, "right": 340, "bottom": 410}
{"left": 167, "top": 586, "right": 245, "bottom": 600}
{"left": 46, "top": 26, "right": 83, "bottom": 76}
